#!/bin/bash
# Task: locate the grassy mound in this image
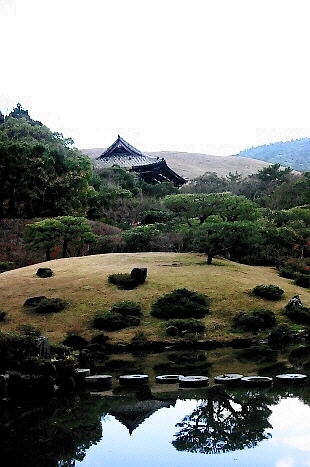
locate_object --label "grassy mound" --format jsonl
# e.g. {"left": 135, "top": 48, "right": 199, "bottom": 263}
{"left": 0, "top": 252, "right": 309, "bottom": 344}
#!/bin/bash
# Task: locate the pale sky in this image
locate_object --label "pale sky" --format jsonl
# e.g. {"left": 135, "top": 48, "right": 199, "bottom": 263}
{"left": 1, "top": 0, "right": 310, "bottom": 155}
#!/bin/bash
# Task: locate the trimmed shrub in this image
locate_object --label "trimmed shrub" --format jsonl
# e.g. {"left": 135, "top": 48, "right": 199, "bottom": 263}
{"left": 90, "top": 333, "right": 109, "bottom": 345}
{"left": 285, "top": 304, "right": 310, "bottom": 324}
{"left": 233, "top": 308, "right": 277, "bottom": 332}
{"left": 92, "top": 312, "right": 140, "bottom": 331}
{"left": 110, "top": 301, "right": 142, "bottom": 317}
{"left": 268, "top": 324, "right": 294, "bottom": 347}
{"left": 108, "top": 273, "right": 139, "bottom": 290}
{"left": 295, "top": 274, "right": 310, "bottom": 288}
{"left": 63, "top": 335, "right": 89, "bottom": 350}
{"left": 125, "top": 315, "right": 141, "bottom": 326}
{"left": 93, "top": 312, "right": 125, "bottom": 331}
{"left": 24, "top": 296, "right": 47, "bottom": 307}
{"left": 151, "top": 288, "right": 210, "bottom": 320}
{"left": 34, "top": 298, "right": 67, "bottom": 314}
{"left": 252, "top": 284, "right": 284, "bottom": 301}
{"left": 166, "top": 319, "right": 205, "bottom": 335}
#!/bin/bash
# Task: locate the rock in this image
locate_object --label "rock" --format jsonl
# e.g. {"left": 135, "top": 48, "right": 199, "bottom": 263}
{"left": 130, "top": 268, "right": 147, "bottom": 284}
{"left": 287, "top": 295, "right": 303, "bottom": 308}
{"left": 36, "top": 268, "right": 53, "bottom": 278}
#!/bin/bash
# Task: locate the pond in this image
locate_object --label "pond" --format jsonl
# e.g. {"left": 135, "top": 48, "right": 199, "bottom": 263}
{"left": 2, "top": 346, "right": 310, "bottom": 467}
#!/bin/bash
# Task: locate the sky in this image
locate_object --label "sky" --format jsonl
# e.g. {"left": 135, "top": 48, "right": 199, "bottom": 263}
{"left": 1, "top": 0, "right": 310, "bottom": 156}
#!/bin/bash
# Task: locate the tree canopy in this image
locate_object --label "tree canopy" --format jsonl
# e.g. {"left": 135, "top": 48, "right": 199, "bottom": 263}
{"left": 0, "top": 105, "right": 93, "bottom": 218}
{"left": 23, "top": 216, "right": 96, "bottom": 260}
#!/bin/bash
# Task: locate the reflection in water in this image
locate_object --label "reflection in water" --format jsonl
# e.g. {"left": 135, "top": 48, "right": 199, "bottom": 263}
{"left": 1, "top": 385, "right": 309, "bottom": 467}
{"left": 172, "top": 387, "right": 274, "bottom": 454}
{"left": 0, "top": 393, "right": 105, "bottom": 467}
{"left": 2, "top": 347, "right": 310, "bottom": 466}
{"left": 110, "top": 399, "right": 175, "bottom": 435}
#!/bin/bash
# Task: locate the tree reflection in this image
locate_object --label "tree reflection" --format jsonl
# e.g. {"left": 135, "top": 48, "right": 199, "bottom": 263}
{"left": 172, "top": 387, "right": 275, "bottom": 454}
{"left": 0, "top": 393, "right": 104, "bottom": 467}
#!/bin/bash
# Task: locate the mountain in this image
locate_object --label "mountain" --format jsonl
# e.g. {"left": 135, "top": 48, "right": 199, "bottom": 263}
{"left": 236, "top": 138, "right": 310, "bottom": 172}
{"left": 82, "top": 148, "right": 271, "bottom": 180}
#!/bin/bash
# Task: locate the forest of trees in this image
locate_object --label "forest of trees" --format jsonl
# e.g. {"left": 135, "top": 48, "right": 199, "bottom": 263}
{"left": 237, "top": 137, "right": 310, "bottom": 172}
{"left": 1, "top": 104, "right": 310, "bottom": 273}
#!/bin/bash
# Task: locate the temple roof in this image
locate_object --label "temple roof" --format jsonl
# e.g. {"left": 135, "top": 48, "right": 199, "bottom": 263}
{"left": 94, "top": 135, "right": 187, "bottom": 187}
{"left": 94, "top": 135, "right": 159, "bottom": 168}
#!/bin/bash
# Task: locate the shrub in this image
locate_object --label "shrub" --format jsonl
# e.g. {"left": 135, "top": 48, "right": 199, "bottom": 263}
{"left": 18, "top": 324, "right": 41, "bottom": 336}
{"left": 23, "top": 296, "right": 66, "bottom": 314}
{"left": 278, "top": 258, "right": 310, "bottom": 277}
{"left": 295, "top": 274, "right": 310, "bottom": 288}
{"left": 285, "top": 304, "right": 310, "bottom": 324}
{"left": 62, "top": 334, "right": 89, "bottom": 350}
{"left": 90, "top": 333, "right": 109, "bottom": 345}
{"left": 0, "top": 331, "right": 39, "bottom": 373}
{"left": 125, "top": 315, "right": 141, "bottom": 326}
{"left": 252, "top": 284, "right": 284, "bottom": 301}
{"left": 108, "top": 273, "right": 139, "bottom": 290}
{"left": 92, "top": 312, "right": 140, "bottom": 331}
{"left": 24, "top": 296, "right": 47, "bottom": 307}
{"left": 181, "top": 333, "right": 199, "bottom": 347}
{"left": 151, "top": 288, "right": 210, "bottom": 320}
{"left": 268, "top": 324, "right": 294, "bottom": 347}
{"left": 233, "top": 308, "right": 277, "bottom": 332}
{"left": 34, "top": 298, "right": 67, "bottom": 314}
{"left": 131, "top": 331, "right": 148, "bottom": 348}
{"left": 167, "top": 319, "right": 205, "bottom": 335}
{"left": 110, "top": 301, "right": 142, "bottom": 317}
{"left": 0, "top": 261, "right": 15, "bottom": 273}
{"left": 278, "top": 267, "right": 296, "bottom": 280}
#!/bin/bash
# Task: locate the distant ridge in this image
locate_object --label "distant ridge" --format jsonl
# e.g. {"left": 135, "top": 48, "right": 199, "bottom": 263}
{"left": 82, "top": 148, "right": 270, "bottom": 180}
{"left": 236, "top": 137, "right": 310, "bottom": 172}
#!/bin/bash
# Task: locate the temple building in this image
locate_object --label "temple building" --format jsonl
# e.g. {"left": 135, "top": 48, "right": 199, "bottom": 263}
{"left": 94, "top": 135, "right": 187, "bottom": 187}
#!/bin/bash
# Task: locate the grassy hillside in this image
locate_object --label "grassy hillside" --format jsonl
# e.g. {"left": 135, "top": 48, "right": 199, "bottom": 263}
{"left": 1, "top": 252, "right": 308, "bottom": 345}
{"left": 82, "top": 148, "right": 270, "bottom": 179}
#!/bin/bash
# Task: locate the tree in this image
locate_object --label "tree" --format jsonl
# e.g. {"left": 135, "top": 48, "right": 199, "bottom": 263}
{"left": 181, "top": 172, "right": 229, "bottom": 194}
{"left": 0, "top": 106, "right": 94, "bottom": 218}
{"left": 164, "top": 193, "right": 259, "bottom": 226}
{"left": 195, "top": 220, "right": 262, "bottom": 264}
{"left": 260, "top": 225, "right": 297, "bottom": 264}
{"left": 23, "top": 219, "right": 64, "bottom": 261}
{"left": 23, "top": 217, "right": 96, "bottom": 260}
{"left": 122, "top": 225, "right": 160, "bottom": 252}
{"left": 247, "top": 164, "right": 294, "bottom": 207}
{"left": 270, "top": 207, "right": 310, "bottom": 259}
{"left": 56, "top": 216, "right": 96, "bottom": 258}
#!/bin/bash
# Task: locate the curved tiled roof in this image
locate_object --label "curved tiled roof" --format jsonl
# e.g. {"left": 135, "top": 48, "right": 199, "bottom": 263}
{"left": 94, "top": 135, "right": 159, "bottom": 168}
{"left": 94, "top": 135, "right": 187, "bottom": 186}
